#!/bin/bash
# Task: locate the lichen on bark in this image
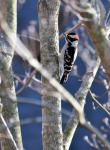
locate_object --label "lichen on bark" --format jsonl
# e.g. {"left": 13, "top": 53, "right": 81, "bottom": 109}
{"left": 0, "top": 0, "right": 23, "bottom": 149}
{"left": 38, "top": 0, "right": 63, "bottom": 150}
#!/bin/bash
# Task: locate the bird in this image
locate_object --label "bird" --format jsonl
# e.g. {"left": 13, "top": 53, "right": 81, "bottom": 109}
{"left": 60, "top": 32, "right": 79, "bottom": 84}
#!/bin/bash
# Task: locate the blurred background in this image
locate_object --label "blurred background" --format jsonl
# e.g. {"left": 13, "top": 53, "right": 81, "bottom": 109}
{"left": 15, "top": 0, "right": 110, "bottom": 149}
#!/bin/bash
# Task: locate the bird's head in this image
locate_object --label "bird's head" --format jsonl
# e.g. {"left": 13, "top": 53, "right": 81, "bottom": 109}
{"left": 64, "top": 32, "right": 79, "bottom": 48}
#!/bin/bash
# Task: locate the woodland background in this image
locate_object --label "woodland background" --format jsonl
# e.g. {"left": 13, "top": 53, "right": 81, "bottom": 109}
{"left": 0, "top": 0, "right": 110, "bottom": 150}
{"left": 16, "top": 0, "right": 110, "bottom": 150}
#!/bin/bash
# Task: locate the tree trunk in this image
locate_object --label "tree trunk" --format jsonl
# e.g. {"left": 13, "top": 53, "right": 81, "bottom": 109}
{"left": 38, "top": 0, "right": 63, "bottom": 150}
{"left": 0, "top": 0, "right": 23, "bottom": 149}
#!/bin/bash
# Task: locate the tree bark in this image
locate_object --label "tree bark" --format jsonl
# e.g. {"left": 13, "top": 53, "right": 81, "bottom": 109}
{"left": 0, "top": 0, "right": 23, "bottom": 149}
{"left": 38, "top": 0, "right": 63, "bottom": 150}
{"left": 75, "top": 0, "right": 110, "bottom": 82}
{"left": 84, "top": 23, "right": 110, "bottom": 80}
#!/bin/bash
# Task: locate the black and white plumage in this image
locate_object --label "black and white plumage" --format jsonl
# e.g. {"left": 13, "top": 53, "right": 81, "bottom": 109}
{"left": 60, "top": 32, "right": 79, "bottom": 84}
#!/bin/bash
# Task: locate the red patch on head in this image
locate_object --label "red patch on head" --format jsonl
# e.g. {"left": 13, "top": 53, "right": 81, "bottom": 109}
{"left": 73, "top": 35, "right": 79, "bottom": 40}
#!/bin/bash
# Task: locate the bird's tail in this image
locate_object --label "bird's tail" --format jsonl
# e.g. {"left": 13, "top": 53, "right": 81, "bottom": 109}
{"left": 60, "top": 75, "right": 65, "bottom": 84}
{"left": 60, "top": 74, "right": 68, "bottom": 84}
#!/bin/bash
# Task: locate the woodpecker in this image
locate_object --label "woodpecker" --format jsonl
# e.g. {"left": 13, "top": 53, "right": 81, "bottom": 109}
{"left": 60, "top": 32, "right": 79, "bottom": 84}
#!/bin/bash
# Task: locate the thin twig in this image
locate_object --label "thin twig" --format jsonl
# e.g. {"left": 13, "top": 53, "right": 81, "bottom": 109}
{"left": 83, "top": 122, "right": 110, "bottom": 150}
{"left": 18, "top": 34, "right": 40, "bottom": 42}
{"left": 89, "top": 90, "right": 110, "bottom": 116}
{"left": 16, "top": 69, "right": 36, "bottom": 95}
{"left": 14, "top": 74, "right": 61, "bottom": 97}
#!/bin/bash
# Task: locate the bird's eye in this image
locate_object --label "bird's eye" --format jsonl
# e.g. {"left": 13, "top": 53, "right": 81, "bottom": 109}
{"left": 69, "top": 35, "right": 74, "bottom": 38}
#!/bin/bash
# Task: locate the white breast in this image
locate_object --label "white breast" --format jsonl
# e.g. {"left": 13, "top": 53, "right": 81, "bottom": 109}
{"left": 72, "top": 48, "right": 78, "bottom": 64}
